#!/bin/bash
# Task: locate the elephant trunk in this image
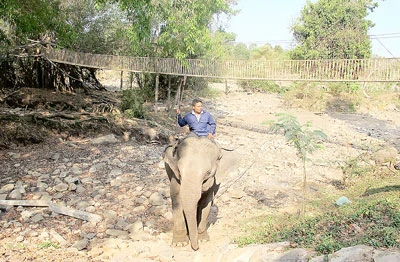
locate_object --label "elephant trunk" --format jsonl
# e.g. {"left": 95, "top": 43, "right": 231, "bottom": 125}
{"left": 181, "top": 179, "right": 201, "bottom": 251}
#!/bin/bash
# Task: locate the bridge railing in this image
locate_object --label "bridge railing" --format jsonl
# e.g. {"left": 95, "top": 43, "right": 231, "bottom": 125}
{"left": 44, "top": 48, "right": 400, "bottom": 82}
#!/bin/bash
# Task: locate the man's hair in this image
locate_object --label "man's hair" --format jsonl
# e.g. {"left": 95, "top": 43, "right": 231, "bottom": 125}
{"left": 191, "top": 98, "right": 203, "bottom": 106}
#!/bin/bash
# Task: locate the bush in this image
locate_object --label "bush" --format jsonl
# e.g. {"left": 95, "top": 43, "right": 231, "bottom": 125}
{"left": 119, "top": 89, "right": 146, "bottom": 119}
{"left": 238, "top": 80, "right": 290, "bottom": 94}
{"left": 235, "top": 198, "right": 400, "bottom": 255}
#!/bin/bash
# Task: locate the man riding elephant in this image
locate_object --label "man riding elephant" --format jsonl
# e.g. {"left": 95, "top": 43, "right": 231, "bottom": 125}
{"left": 176, "top": 98, "right": 216, "bottom": 139}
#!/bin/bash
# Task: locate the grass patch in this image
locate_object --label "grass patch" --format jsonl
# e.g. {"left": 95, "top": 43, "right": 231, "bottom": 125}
{"left": 237, "top": 80, "right": 292, "bottom": 94}
{"left": 195, "top": 86, "right": 223, "bottom": 98}
{"left": 37, "top": 241, "right": 59, "bottom": 249}
{"left": 234, "top": 171, "right": 400, "bottom": 255}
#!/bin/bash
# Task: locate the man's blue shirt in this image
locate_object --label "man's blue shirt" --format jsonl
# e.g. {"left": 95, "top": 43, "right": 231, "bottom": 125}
{"left": 177, "top": 110, "right": 216, "bottom": 137}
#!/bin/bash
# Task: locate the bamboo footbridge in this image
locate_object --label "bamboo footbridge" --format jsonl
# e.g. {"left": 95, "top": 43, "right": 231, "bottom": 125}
{"left": 45, "top": 49, "right": 400, "bottom": 82}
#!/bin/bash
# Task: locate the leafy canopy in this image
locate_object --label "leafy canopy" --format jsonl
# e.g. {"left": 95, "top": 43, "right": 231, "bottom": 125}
{"left": 0, "top": 0, "right": 74, "bottom": 49}
{"left": 290, "top": 0, "right": 378, "bottom": 59}
{"left": 96, "top": 0, "right": 237, "bottom": 59}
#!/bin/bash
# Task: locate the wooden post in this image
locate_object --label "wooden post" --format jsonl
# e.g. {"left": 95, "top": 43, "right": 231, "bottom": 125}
{"left": 225, "top": 78, "right": 229, "bottom": 94}
{"left": 167, "top": 76, "right": 172, "bottom": 114}
{"left": 181, "top": 75, "right": 187, "bottom": 102}
{"left": 120, "top": 71, "right": 123, "bottom": 90}
{"left": 155, "top": 73, "right": 159, "bottom": 112}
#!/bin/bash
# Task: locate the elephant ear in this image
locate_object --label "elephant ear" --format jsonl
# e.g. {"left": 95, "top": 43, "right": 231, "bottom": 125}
{"left": 163, "top": 144, "right": 180, "bottom": 179}
{"left": 215, "top": 149, "right": 240, "bottom": 185}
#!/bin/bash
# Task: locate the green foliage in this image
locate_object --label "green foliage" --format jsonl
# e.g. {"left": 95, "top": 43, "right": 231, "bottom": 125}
{"left": 62, "top": 0, "right": 131, "bottom": 54}
{"left": 269, "top": 113, "right": 327, "bottom": 163}
{"left": 269, "top": 113, "right": 327, "bottom": 214}
{"left": 250, "top": 44, "right": 288, "bottom": 60}
{"left": 0, "top": 0, "right": 73, "bottom": 48}
{"left": 102, "top": 0, "right": 236, "bottom": 59}
{"left": 340, "top": 153, "right": 375, "bottom": 186}
{"left": 279, "top": 199, "right": 400, "bottom": 253}
{"left": 238, "top": 80, "right": 290, "bottom": 94}
{"left": 291, "top": 0, "right": 377, "bottom": 59}
{"left": 235, "top": 199, "right": 400, "bottom": 255}
{"left": 204, "top": 29, "right": 237, "bottom": 60}
{"left": 119, "top": 89, "right": 147, "bottom": 119}
{"left": 37, "top": 241, "right": 59, "bottom": 249}
{"left": 328, "top": 82, "right": 361, "bottom": 94}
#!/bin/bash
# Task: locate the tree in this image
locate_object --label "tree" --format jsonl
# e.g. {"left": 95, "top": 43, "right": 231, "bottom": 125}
{"left": 61, "top": 0, "right": 132, "bottom": 55}
{"left": 290, "top": 0, "right": 378, "bottom": 60}
{"left": 97, "top": 0, "right": 237, "bottom": 60}
{"left": 250, "top": 44, "right": 288, "bottom": 60}
{"left": 270, "top": 113, "right": 327, "bottom": 215}
{"left": 0, "top": 0, "right": 73, "bottom": 50}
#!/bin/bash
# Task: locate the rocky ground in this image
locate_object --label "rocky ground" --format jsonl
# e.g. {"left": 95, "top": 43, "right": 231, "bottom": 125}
{"left": 1, "top": 87, "right": 400, "bottom": 261}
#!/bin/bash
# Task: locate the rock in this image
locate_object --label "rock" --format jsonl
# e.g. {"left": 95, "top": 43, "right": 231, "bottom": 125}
{"left": 50, "top": 229, "right": 68, "bottom": 247}
{"left": 89, "top": 163, "right": 105, "bottom": 173}
{"left": 64, "top": 176, "right": 80, "bottom": 184}
{"left": 70, "top": 165, "right": 83, "bottom": 175}
{"left": 38, "top": 174, "right": 50, "bottom": 181}
{"left": 76, "top": 201, "right": 91, "bottom": 211}
{"left": 142, "top": 127, "right": 158, "bottom": 141}
{"left": 335, "top": 196, "right": 351, "bottom": 206}
{"left": 72, "top": 238, "right": 89, "bottom": 251}
{"left": 133, "top": 206, "right": 146, "bottom": 212}
{"left": 103, "top": 210, "right": 118, "bottom": 222}
{"left": 311, "top": 245, "right": 374, "bottom": 262}
{"left": 109, "top": 169, "right": 123, "bottom": 178}
{"left": 115, "top": 219, "right": 129, "bottom": 230}
{"left": 15, "top": 181, "right": 26, "bottom": 194}
{"left": 37, "top": 182, "right": 49, "bottom": 191}
{"left": 68, "top": 183, "right": 77, "bottom": 191}
{"left": 91, "top": 134, "right": 119, "bottom": 145}
{"left": 54, "top": 183, "right": 69, "bottom": 192}
{"left": 0, "top": 184, "right": 15, "bottom": 194}
{"left": 85, "top": 206, "right": 96, "bottom": 213}
{"left": 15, "top": 236, "right": 24, "bottom": 242}
{"left": 228, "top": 188, "right": 246, "bottom": 199}
{"left": 51, "top": 153, "right": 60, "bottom": 161}
{"left": 149, "top": 192, "right": 166, "bottom": 206}
{"left": 76, "top": 185, "right": 86, "bottom": 194}
{"left": 21, "top": 210, "right": 36, "bottom": 221}
{"left": 112, "top": 158, "right": 125, "bottom": 168}
{"left": 125, "top": 221, "right": 143, "bottom": 233}
{"left": 106, "top": 229, "right": 129, "bottom": 237}
{"left": 374, "top": 250, "right": 400, "bottom": 262}
{"left": 30, "top": 214, "right": 44, "bottom": 223}
{"left": 8, "top": 189, "right": 22, "bottom": 200}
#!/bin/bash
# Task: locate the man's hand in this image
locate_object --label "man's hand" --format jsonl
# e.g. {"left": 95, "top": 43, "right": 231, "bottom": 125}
{"left": 207, "top": 133, "right": 214, "bottom": 139}
{"left": 176, "top": 109, "right": 180, "bottom": 115}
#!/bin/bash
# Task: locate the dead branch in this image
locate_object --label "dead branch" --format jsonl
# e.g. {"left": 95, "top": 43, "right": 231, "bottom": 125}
{"left": 0, "top": 199, "right": 103, "bottom": 223}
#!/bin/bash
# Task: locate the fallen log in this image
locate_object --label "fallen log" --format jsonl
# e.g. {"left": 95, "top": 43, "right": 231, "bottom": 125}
{"left": 0, "top": 200, "right": 50, "bottom": 207}
{"left": 0, "top": 200, "right": 103, "bottom": 223}
{"left": 49, "top": 203, "right": 103, "bottom": 223}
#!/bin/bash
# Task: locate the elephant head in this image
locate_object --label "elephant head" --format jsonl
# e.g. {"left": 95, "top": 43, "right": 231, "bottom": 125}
{"left": 163, "top": 135, "right": 238, "bottom": 250}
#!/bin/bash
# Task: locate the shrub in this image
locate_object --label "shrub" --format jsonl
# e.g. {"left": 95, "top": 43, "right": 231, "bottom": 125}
{"left": 119, "top": 89, "right": 146, "bottom": 119}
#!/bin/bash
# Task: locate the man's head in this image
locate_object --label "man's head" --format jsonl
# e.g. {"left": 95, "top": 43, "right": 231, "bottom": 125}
{"left": 191, "top": 98, "right": 203, "bottom": 114}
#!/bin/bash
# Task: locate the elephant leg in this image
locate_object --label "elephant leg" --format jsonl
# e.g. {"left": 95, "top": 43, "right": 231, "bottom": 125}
{"left": 170, "top": 175, "right": 189, "bottom": 246}
{"left": 196, "top": 190, "right": 214, "bottom": 241}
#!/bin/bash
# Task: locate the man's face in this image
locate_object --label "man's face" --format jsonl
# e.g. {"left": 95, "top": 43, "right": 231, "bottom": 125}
{"left": 192, "top": 102, "right": 203, "bottom": 114}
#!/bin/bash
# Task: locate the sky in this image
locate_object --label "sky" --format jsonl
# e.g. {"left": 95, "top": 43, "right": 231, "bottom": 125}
{"left": 227, "top": 0, "right": 400, "bottom": 58}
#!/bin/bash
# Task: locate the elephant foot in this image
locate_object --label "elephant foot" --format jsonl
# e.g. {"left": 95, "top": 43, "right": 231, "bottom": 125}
{"left": 198, "top": 231, "right": 210, "bottom": 242}
{"left": 172, "top": 233, "right": 189, "bottom": 247}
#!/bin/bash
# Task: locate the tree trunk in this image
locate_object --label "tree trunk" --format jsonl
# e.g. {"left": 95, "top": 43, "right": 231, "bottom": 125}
{"left": 154, "top": 73, "right": 159, "bottom": 112}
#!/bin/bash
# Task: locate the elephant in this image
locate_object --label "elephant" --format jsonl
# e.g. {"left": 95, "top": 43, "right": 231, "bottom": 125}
{"left": 163, "top": 135, "right": 238, "bottom": 251}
